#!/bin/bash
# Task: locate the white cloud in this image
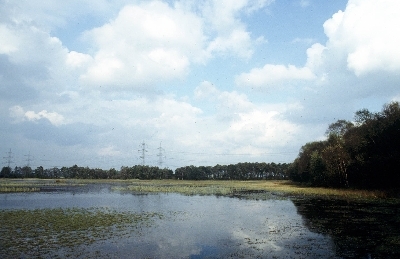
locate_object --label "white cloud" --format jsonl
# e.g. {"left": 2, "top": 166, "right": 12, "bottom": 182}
{"left": 227, "top": 109, "right": 299, "bottom": 148}
{"left": 0, "top": 24, "right": 19, "bottom": 54}
{"left": 305, "top": 43, "right": 326, "bottom": 70}
{"left": 235, "top": 64, "right": 315, "bottom": 88}
{"left": 80, "top": 0, "right": 272, "bottom": 87}
{"left": 66, "top": 51, "right": 93, "bottom": 68}
{"left": 0, "top": 23, "right": 67, "bottom": 66}
{"left": 201, "top": 0, "right": 273, "bottom": 31}
{"left": 80, "top": 2, "right": 206, "bottom": 87}
{"left": 195, "top": 81, "right": 253, "bottom": 116}
{"left": 9, "top": 106, "right": 65, "bottom": 126}
{"left": 199, "top": 0, "right": 273, "bottom": 59}
{"left": 207, "top": 29, "right": 253, "bottom": 59}
{"left": 194, "top": 82, "right": 300, "bottom": 156}
{"left": 194, "top": 81, "right": 219, "bottom": 99}
{"left": 323, "top": 0, "right": 400, "bottom": 76}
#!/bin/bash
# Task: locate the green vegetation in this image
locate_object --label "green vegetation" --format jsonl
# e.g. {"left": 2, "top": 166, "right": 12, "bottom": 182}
{"left": 289, "top": 101, "right": 400, "bottom": 190}
{"left": 0, "top": 178, "right": 85, "bottom": 193}
{"left": 0, "top": 186, "right": 40, "bottom": 192}
{"left": 0, "top": 207, "right": 162, "bottom": 258}
{"left": 114, "top": 179, "right": 388, "bottom": 200}
{"left": 0, "top": 178, "right": 391, "bottom": 200}
{"left": 0, "top": 163, "right": 289, "bottom": 181}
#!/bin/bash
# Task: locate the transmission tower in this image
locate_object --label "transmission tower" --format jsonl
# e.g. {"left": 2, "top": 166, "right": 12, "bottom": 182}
{"left": 24, "top": 152, "right": 33, "bottom": 167}
{"left": 3, "top": 148, "right": 14, "bottom": 168}
{"left": 138, "top": 141, "right": 147, "bottom": 165}
{"left": 157, "top": 142, "right": 166, "bottom": 167}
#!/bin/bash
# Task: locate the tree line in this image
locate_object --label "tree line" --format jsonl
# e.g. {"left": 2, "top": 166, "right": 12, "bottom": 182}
{"left": 0, "top": 165, "right": 174, "bottom": 180}
{"left": 0, "top": 162, "right": 289, "bottom": 181}
{"left": 288, "top": 101, "right": 400, "bottom": 189}
{"left": 174, "top": 163, "right": 289, "bottom": 180}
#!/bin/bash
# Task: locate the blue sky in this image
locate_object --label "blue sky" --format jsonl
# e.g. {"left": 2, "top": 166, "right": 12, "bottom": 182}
{"left": 1, "top": 0, "right": 399, "bottom": 170}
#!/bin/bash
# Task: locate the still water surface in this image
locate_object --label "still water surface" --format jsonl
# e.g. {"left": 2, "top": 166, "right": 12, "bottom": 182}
{"left": 1, "top": 184, "right": 340, "bottom": 258}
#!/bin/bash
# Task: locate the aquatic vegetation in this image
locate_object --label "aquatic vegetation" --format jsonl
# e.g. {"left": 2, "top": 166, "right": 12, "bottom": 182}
{"left": 114, "top": 183, "right": 235, "bottom": 196}
{"left": 0, "top": 178, "right": 391, "bottom": 199}
{"left": 0, "top": 186, "right": 40, "bottom": 192}
{"left": 112, "top": 179, "right": 388, "bottom": 200}
{"left": 0, "top": 178, "right": 87, "bottom": 193}
{"left": 0, "top": 207, "right": 162, "bottom": 258}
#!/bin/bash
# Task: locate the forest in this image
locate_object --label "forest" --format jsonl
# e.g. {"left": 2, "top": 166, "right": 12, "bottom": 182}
{"left": 288, "top": 101, "right": 400, "bottom": 189}
{"left": 0, "top": 162, "right": 289, "bottom": 181}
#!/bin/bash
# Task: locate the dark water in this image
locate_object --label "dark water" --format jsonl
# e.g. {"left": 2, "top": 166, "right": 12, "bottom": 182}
{"left": 1, "top": 184, "right": 399, "bottom": 258}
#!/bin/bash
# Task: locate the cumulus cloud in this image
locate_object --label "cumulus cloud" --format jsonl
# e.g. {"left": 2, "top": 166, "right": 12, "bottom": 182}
{"left": 80, "top": 2, "right": 205, "bottom": 87}
{"left": 207, "top": 29, "right": 254, "bottom": 59}
{"left": 66, "top": 51, "right": 93, "bottom": 68}
{"left": 237, "top": 0, "right": 400, "bottom": 103}
{"left": 200, "top": 0, "right": 273, "bottom": 59}
{"left": 227, "top": 110, "right": 299, "bottom": 148}
{"left": 194, "top": 82, "right": 300, "bottom": 156}
{"left": 80, "top": 0, "right": 272, "bottom": 87}
{"left": 10, "top": 106, "right": 65, "bottom": 126}
{"left": 195, "top": 81, "right": 253, "bottom": 117}
{"left": 0, "top": 24, "right": 19, "bottom": 54}
{"left": 323, "top": 0, "right": 400, "bottom": 76}
{"left": 235, "top": 64, "right": 315, "bottom": 88}
{"left": 0, "top": 19, "right": 85, "bottom": 101}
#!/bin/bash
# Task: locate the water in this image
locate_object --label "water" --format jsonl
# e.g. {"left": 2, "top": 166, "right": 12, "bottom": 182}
{"left": 0, "top": 184, "right": 344, "bottom": 258}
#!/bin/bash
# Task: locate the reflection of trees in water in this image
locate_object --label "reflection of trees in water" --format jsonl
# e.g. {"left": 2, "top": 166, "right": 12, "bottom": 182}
{"left": 292, "top": 198, "right": 400, "bottom": 259}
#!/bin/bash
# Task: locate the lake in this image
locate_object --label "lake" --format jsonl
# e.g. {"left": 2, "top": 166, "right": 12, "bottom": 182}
{"left": 1, "top": 183, "right": 398, "bottom": 258}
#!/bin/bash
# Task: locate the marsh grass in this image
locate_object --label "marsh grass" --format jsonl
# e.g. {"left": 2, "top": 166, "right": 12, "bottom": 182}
{"left": 113, "top": 180, "right": 389, "bottom": 200}
{"left": 0, "top": 178, "right": 391, "bottom": 200}
{"left": 0, "top": 207, "right": 162, "bottom": 258}
{"left": 0, "top": 178, "right": 85, "bottom": 193}
{"left": 0, "top": 186, "right": 40, "bottom": 192}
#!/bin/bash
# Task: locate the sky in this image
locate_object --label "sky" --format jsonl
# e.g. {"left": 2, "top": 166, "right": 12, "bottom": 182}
{"left": 1, "top": 0, "right": 400, "bottom": 170}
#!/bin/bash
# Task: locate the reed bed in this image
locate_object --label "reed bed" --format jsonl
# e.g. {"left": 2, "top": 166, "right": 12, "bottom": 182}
{"left": 115, "top": 184, "right": 235, "bottom": 196}
{"left": 0, "top": 178, "right": 391, "bottom": 200}
{"left": 0, "top": 178, "right": 84, "bottom": 193}
{"left": 114, "top": 180, "right": 389, "bottom": 200}
{"left": 0, "top": 186, "right": 40, "bottom": 192}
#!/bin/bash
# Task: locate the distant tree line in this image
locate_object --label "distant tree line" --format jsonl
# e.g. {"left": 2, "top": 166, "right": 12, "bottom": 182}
{"left": 0, "top": 165, "right": 173, "bottom": 180}
{"left": 174, "top": 162, "right": 290, "bottom": 180}
{"left": 0, "top": 162, "right": 289, "bottom": 181}
{"left": 288, "top": 101, "right": 400, "bottom": 189}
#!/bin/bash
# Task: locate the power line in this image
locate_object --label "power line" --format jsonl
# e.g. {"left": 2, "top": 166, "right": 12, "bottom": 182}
{"left": 166, "top": 150, "right": 298, "bottom": 156}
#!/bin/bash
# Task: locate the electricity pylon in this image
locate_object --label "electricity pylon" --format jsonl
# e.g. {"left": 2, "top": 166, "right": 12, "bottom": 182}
{"left": 157, "top": 142, "right": 165, "bottom": 168}
{"left": 138, "top": 141, "right": 147, "bottom": 165}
